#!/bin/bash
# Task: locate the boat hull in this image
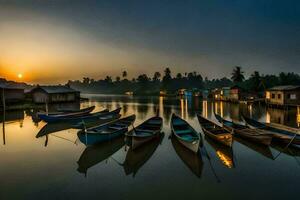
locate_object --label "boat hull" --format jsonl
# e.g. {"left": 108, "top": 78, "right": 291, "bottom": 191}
{"left": 78, "top": 128, "right": 128, "bottom": 146}
{"left": 175, "top": 135, "right": 200, "bottom": 153}
{"left": 202, "top": 129, "right": 233, "bottom": 147}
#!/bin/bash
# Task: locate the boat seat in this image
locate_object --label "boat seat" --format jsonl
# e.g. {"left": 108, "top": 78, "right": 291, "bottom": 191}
{"left": 135, "top": 129, "right": 154, "bottom": 133}
{"left": 176, "top": 129, "right": 192, "bottom": 135}
{"left": 181, "top": 134, "right": 198, "bottom": 142}
{"left": 173, "top": 120, "right": 186, "bottom": 126}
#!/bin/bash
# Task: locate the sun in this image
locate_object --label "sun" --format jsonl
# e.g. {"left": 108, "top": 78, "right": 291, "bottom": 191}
{"left": 18, "top": 73, "right": 23, "bottom": 79}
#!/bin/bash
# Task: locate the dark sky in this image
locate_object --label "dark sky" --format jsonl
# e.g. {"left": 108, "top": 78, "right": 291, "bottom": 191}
{"left": 0, "top": 0, "right": 300, "bottom": 83}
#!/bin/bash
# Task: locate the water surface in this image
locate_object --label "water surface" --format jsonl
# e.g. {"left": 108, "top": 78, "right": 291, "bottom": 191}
{"left": 1, "top": 94, "right": 300, "bottom": 200}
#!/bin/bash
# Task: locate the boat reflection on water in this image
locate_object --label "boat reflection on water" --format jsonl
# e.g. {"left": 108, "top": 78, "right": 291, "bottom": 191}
{"left": 171, "top": 137, "right": 203, "bottom": 178}
{"left": 234, "top": 137, "right": 274, "bottom": 160}
{"left": 271, "top": 142, "right": 300, "bottom": 158}
{"left": 77, "top": 136, "right": 125, "bottom": 176}
{"left": 123, "top": 133, "right": 164, "bottom": 177}
{"left": 205, "top": 136, "right": 235, "bottom": 168}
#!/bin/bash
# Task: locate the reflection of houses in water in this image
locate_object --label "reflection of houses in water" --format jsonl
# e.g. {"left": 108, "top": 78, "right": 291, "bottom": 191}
{"left": 265, "top": 85, "right": 300, "bottom": 107}
{"left": 265, "top": 107, "right": 298, "bottom": 127}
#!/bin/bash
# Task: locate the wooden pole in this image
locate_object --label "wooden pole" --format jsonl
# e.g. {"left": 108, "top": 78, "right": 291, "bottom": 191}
{"left": 2, "top": 88, "right": 6, "bottom": 145}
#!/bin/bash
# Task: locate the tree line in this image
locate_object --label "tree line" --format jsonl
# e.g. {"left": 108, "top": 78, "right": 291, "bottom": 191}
{"left": 67, "top": 67, "right": 300, "bottom": 95}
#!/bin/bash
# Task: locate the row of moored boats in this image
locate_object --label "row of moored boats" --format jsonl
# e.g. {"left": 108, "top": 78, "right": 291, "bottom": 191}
{"left": 37, "top": 106, "right": 300, "bottom": 154}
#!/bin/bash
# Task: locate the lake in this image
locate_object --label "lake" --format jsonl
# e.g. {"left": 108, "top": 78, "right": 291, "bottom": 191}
{"left": 1, "top": 94, "right": 300, "bottom": 200}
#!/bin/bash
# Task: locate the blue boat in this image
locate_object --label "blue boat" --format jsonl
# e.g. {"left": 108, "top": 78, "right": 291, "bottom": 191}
{"left": 78, "top": 114, "right": 136, "bottom": 145}
{"left": 38, "top": 106, "right": 96, "bottom": 122}
{"left": 171, "top": 114, "right": 200, "bottom": 153}
{"left": 39, "top": 107, "right": 121, "bottom": 123}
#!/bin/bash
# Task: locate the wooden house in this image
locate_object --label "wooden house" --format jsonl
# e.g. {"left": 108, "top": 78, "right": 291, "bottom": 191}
{"left": 265, "top": 85, "right": 300, "bottom": 107}
{"left": 29, "top": 85, "right": 80, "bottom": 104}
{"left": 0, "top": 83, "right": 25, "bottom": 104}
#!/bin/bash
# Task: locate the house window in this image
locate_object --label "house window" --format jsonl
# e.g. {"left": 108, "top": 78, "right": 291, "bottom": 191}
{"left": 278, "top": 94, "right": 281, "bottom": 99}
{"left": 271, "top": 93, "right": 275, "bottom": 99}
{"left": 288, "top": 94, "right": 296, "bottom": 100}
{"left": 266, "top": 91, "right": 270, "bottom": 99}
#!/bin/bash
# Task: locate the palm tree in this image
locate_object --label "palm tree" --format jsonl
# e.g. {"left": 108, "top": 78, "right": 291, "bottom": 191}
{"left": 122, "top": 70, "right": 127, "bottom": 79}
{"left": 153, "top": 72, "right": 161, "bottom": 81}
{"left": 231, "top": 66, "right": 245, "bottom": 83}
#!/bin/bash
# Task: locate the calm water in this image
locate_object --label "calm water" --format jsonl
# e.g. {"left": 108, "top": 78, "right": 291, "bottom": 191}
{"left": 1, "top": 94, "right": 300, "bottom": 200}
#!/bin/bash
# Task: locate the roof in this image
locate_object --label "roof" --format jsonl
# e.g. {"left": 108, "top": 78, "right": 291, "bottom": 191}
{"left": 0, "top": 83, "right": 24, "bottom": 90}
{"left": 32, "top": 85, "right": 79, "bottom": 94}
{"left": 267, "top": 85, "right": 300, "bottom": 91}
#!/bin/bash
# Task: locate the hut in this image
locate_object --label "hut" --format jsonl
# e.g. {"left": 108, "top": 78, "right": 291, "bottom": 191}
{"left": 220, "top": 87, "right": 231, "bottom": 101}
{"left": 29, "top": 85, "right": 80, "bottom": 104}
{"left": 0, "top": 83, "right": 25, "bottom": 104}
{"left": 265, "top": 85, "right": 300, "bottom": 107}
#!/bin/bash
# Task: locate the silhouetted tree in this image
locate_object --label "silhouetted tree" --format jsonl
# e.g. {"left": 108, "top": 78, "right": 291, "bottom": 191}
{"left": 122, "top": 70, "right": 127, "bottom": 79}
{"left": 153, "top": 72, "right": 161, "bottom": 81}
{"left": 231, "top": 66, "right": 245, "bottom": 83}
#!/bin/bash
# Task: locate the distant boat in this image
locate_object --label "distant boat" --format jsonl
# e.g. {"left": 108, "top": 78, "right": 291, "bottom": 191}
{"left": 78, "top": 114, "right": 136, "bottom": 145}
{"left": 242, "top": 115, "right": 300, "bottom": 145}
{"left": 205, "top": 136, "right": 235, "bottom": 168}
{"left": 125, "top": 116, "right": 163, "bottom": 150}
{"left": 37, "top": 106, "right": 96, "bottom": 122}
{"left": 171, "top": 114, "right": 200, "bottom": 153}
{"left": 123, "top": 133, "right": 164, "bottom": 177}
{"left": 197, "top": 114, "right": 233, "bottom": 147}
{"left": 77, "top": 136, "right": 125, "bottom": 176}
{"left": 171, "top": 137, "right": 203, "bottom": 178}
{"left": 214, "top": 113, "right": 272, "bottom": 146}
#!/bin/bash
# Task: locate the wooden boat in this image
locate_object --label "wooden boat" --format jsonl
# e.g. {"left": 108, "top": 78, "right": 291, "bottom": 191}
{"left": 205, "top": 136, "right": 234, "bottom": 168}
{"left": 215, "top": 113, "right": 272, "bottom": 146}
{"left": 123, "top": 133, "right": 163, "bottom": 177}
{"left": 125, "top": 116, "right": 163, "bottom": 150}
{"left": 197, "top": 114, "right": 233, "bottom": 147}
{"left": 39, "top": 107, "right": 121, "bottom": 123}
{"left": 234, "top": 136, "right": 274, "bottom": 160}
{"left": 38, "top": 106, "right": 96, "bottom": 122}
{"left": 78, "top": 114, "right": 136, "bottom": 145}
{"left": 36, "top": 112, "right": 121, "bottom": 138}
{"left": 171, "top": 137, "right": 203, "bottom": 178}
{"left": 242, "top": 115, "right": 300, "bottom": 145}
{"left": 171, "top": 114, "right": 200, "bottom": 153}
{"left": 77, "top": 136, "right": 125, "bottom": 176}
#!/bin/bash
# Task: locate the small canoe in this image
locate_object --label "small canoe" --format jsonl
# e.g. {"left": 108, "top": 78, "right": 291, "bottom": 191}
{"left": 36, "top": 112, "right": 121, "bottom": 138}
{"left": 197, "top": 114, "right": 233, "bottom": 147}
{"left": 171, "top": 114, "right": 200, "bottom": 153}
{"left": 242, "top": 115, "right": 300, "bottom": 145}
{"left": 39, "top": 107, "right": 121, "bottom": 123}
{"left": 215, "top": 113, "right": 272, "bottom": 146}
{"left": 78, "top": 114, "right": 136, "bottom": 145}
{"left": 126, "top": 116, "right": 163, "bottom": 150}
{"left": 38, "top": 106, "right": 96, "bottom": 122}
{"left": 171, "top": 137, "right": 203, "bottom": 178}
{"left": 37, "top": 106, "right": 95, "bottom": 122}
